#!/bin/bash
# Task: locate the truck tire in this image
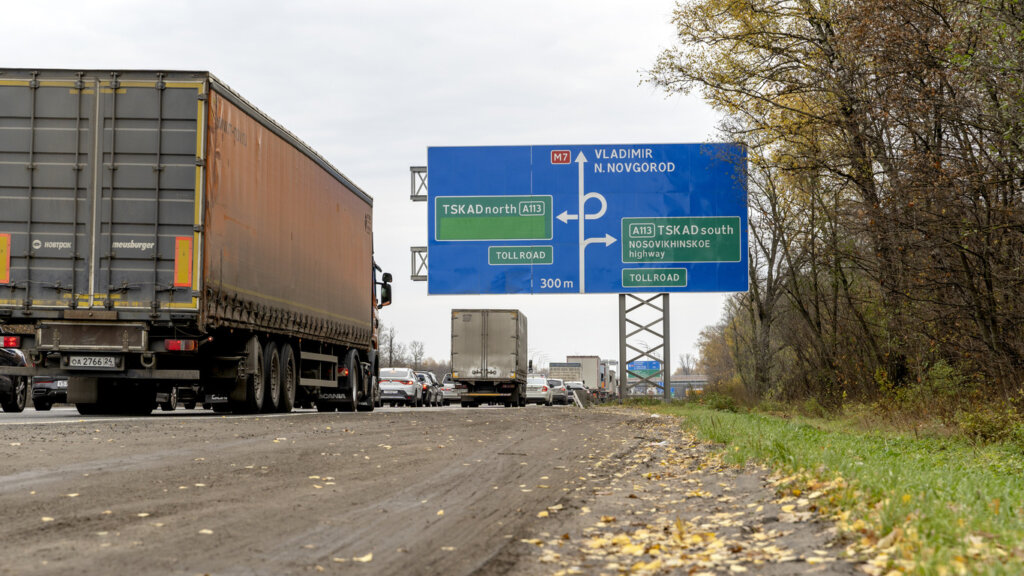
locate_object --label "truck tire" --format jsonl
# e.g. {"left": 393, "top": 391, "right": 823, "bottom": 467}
{"left": 262, "top": 341, "right": 281, "bottom": 413}
{"left": 159, "top": 387, "right": 178, "bottom": 411}
{"left": 277, "top": 343, "right": 297, "bottom": 413}
{"left": 0, "top": 377, "right": 27, "bottom": 413}
{"left": 338, "top": 350, "right": 359, "bottom": 413}
{"left": 235, "top": 335, "right": 265, "bottom": 414}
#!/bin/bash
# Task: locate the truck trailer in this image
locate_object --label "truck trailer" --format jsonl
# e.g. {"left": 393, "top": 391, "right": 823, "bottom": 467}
{"left": 566, "top": 355, "right": 602, "bottom": 394}
{"left": 548, "top": 362, "right": 582, "bottom": 384}
{"left": 450, "top": 309, "right": 526, "bottom": 407}
{"left": 0, "top": 69, "right": 392, "bottom": 415}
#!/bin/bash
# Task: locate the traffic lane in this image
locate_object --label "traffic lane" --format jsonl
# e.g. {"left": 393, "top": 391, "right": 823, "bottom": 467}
{"left": 0, "top": 404, "right": 638, "bottom": 576}
{"left": 0, "top": 402, "right": 557, "bottom": 425}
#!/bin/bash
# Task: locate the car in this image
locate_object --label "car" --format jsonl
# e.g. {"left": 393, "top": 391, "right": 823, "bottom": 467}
{"left": 438, "top": 373, "right": 461, "bottom": 405}
{"left": 525, "top": 375, "right": 553, "bottom": 406}
{"left": 416, "top": 372, "right": 442, "bottom": 407}
{"left": 547, "top": 378, "right": 568, "bottom": 405}
{"left": 0, "top": 345, "right": 28, "bottom": 413}
{"left": 31, "top": 376, "right": 68, "bottom": 411}
{"left": 565, "top": 381, "right": 587, "bottom": 403}
{"left": 379, "top": 367, "right": 421, "bottom": 407}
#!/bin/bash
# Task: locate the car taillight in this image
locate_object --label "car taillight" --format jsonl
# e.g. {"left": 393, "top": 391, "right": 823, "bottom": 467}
{"left": 164, "top": 339, "right": 197, "bottom": 351}
{"left": 542, "top": 386, "right": 548, "bottom": 392}
{"left": 2, "top": 336, "right": 20, "bottom": 347}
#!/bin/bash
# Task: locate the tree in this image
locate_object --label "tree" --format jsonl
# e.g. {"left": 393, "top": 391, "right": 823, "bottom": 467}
{"left": 649, "top": 0, "right": 1024, "bottom": 406}
{"left": 674, "top": 353, "right": 697, "bottom": 376}
{"left": 409, "top": 341, "right": 425, "bottom": 370}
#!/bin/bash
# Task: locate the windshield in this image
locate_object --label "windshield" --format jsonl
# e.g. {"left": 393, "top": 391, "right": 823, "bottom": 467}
{"left": 380, "top": 368, "right": 410, "bottom": 379}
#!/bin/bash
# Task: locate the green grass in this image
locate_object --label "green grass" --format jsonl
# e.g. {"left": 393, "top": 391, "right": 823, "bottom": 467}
{"left": 624, "top": 402, "right": 1024, "bottom": 575}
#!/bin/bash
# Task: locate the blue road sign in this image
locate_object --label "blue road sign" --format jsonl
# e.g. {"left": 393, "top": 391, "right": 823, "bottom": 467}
{"left": 627, "top": 360, "right": 662, "bottom": 372}
{"left": 427, "top": 144, "right": 748, "bottom": 294}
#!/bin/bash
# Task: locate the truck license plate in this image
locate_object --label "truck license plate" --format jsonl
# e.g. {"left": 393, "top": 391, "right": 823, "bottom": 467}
{"left": 68, "top": 356, "right": 117, "bottom": 369}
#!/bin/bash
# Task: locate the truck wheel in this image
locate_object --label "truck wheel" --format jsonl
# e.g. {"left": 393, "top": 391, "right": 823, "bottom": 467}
{"left": 237, "top": 335, "right": 265, "bottom": 414}
{"left": 159, "top": 387, "right": 178, "bottom": 411}
{"left": 339, "top": 350, "right": 359, "bottom": 413}
{"left": 277, "top": 343, "right": 297, "bottom": 413}
{"left": 262, "top": 341, "right": 281, "bottom": 413}
{"left": 76, "top": 403, "right": 102, "bottom": 415}
{"left": 0, "top": 377, "right": 27, "bottom": 413}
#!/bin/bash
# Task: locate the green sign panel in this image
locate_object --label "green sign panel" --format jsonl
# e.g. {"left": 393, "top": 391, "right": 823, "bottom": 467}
{"left": 488, "top": 246, "right": 553, "bottom": 266}
{"left": 622, "top": 268, "right": 687, "bottom": 288}
{"left": 622, "top": 216, "right": 741, "bottom": 263}
{"left": 435, "top": 195, "right": 553, "bottom": 241}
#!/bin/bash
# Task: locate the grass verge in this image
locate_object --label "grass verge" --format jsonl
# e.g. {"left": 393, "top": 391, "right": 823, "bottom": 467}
{"left": 623, "top": 402, "right": 1024, "bottom": 575}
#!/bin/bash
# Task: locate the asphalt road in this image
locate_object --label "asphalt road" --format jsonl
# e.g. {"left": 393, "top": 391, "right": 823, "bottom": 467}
{"left": 0, "top": 404, "right": 642, "bottom": 576}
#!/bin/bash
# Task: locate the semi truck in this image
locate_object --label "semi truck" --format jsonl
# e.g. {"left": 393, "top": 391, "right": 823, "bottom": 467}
{"left": 548, "top": 362, "right": 582, "bottom": 384}
{"left": 566, "top": 355, "right": 602, "bottom": 394}
{"left": 0, "top": 69, "right": 392, "bottom": 415}
{"left": 450, "top": 309, "right": 526, "bottom": 407}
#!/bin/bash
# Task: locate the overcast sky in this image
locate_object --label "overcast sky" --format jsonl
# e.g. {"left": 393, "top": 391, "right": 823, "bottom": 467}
{"left": 2, "top": 0, "right": 737, "bottom": 369}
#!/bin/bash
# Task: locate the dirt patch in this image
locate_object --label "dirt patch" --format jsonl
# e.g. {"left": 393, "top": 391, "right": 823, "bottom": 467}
{"left": 494, "top": 410, "right": 860, "bottom": 575}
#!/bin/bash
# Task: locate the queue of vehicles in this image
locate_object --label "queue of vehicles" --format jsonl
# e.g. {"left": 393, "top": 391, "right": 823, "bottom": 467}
{"left": 0, "top": 69, "right": 392, "bottom": 416}
{"left": 0, "top": 71, "right": 597, "bottom": 417}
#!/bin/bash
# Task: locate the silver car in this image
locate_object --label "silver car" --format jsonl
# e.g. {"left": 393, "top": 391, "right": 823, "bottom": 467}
{"left": 565, "top": 381, "right": 586, "bottom": 403}
{"left": 547, "top": 378, "right": 568, "bottom": 405}
{"left": 525, "top": 375, "right": 553, "bottom": 406}
{"left": 439, "top": 373, "right": 461, "bottom": 405}
{"left": 379, "top": 367, "right": 421, "bottom": 407}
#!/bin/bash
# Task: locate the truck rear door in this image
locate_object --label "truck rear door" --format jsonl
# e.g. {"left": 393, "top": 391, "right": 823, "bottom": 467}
{"left": 0, "top": 70, "right": 204, "bottom": 318}
{"left": 452, "top": 311, "right": 486, "bottom": 378}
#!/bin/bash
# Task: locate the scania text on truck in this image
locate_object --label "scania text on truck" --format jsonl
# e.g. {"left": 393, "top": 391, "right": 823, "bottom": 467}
{"left": 0, "top": 69, "right": 392, "bottom": 415}
{"left": 450, "top": 309, "right": 526, "bottom": 407}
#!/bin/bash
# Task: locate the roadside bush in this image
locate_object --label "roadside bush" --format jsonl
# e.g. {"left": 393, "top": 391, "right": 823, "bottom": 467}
{"left": 958, "top": 404, "right": 1020, "bottom": 445}
{"left": 699, "top": 391, "right": 740, "bottom": 413}
{"left": 796, "top": 397, "right": 829, "bottom": 419}
{"left": 878, "top": 360, "right": 977, "bottom": 426}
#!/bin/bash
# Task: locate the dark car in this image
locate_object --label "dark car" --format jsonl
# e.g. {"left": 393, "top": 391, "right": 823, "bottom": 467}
{"left": 0, "top": 345, "right": 29, "bottom": 413}
{"left": 31, "top": 376, "right": 68, "bottom": 411}
{"left": 416, "top": 372, "right": 442, "bottom": 407}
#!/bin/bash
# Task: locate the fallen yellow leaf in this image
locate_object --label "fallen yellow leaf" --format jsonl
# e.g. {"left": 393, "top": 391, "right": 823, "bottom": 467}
{"left": 353, "top": 553, "right": 373, "bottom": 563}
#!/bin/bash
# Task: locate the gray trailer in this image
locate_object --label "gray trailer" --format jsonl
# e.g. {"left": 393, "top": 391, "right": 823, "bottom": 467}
{"left": 566, "top": 355, "right": 602, "bottom": 393}
{"left": 0, "top": 69, "right": 392, "bottom": 415}
{"left": 450, "top": 309, "right": 526, "bottom": 407}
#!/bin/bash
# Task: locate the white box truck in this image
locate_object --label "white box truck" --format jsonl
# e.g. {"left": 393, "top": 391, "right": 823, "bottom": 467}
{"left": 450, "top": 310, "right": 527, "bottom": 407}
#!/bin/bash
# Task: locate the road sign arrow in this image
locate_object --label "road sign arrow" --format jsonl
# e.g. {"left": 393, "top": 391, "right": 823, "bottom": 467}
{"left": 583, "top": 234, "right": 617, "bottom": 247}
{"left": 556, "top": 210, "right": 578, "bottom": 224}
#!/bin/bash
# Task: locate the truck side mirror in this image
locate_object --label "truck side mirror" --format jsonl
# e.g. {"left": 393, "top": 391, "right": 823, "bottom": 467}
{"left": 382, "top": 272, "right": 393, "bottom": 283}
{"left": 378, "top": 282, "right": 392, "bottom": 309}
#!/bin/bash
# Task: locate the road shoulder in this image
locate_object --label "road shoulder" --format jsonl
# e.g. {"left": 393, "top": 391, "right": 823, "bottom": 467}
{"left": 495, "top": 410, "right": 860, "bottom": 575}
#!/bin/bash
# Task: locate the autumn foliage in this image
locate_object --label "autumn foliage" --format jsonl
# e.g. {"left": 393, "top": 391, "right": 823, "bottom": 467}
{"left": 649, "top": 0, "right": 1024, "bottom": 416}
